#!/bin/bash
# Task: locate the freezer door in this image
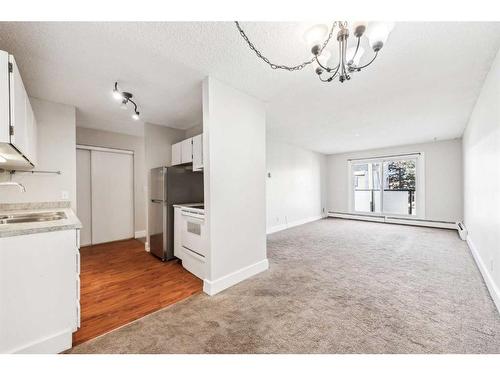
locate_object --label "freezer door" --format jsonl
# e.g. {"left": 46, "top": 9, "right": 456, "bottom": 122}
{"left": 150, "top": 167, "right": 166, "bottom": 202}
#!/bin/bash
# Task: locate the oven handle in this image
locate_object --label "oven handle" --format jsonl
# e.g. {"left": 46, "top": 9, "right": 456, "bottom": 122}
{"left": 181, "top": 209, "right": 205, "bottom": 220}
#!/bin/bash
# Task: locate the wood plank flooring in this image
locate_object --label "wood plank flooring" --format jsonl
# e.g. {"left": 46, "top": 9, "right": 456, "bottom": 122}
{"left": 72, "top": 239, "right": 202, "bottom": 346}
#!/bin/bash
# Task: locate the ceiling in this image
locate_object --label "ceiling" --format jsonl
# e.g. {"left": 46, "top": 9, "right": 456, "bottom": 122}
{"left": 0, "top": 22, "right": 499, "bottom": 154}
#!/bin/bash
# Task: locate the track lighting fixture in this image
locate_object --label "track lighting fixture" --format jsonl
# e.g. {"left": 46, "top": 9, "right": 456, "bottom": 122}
{"left": 112, "top": 82, "right": 140, "bottom": 120}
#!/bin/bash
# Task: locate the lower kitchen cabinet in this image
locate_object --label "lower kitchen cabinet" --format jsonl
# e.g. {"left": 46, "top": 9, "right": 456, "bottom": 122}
{"left": 0, "top": 229, "right": 80, "bottom": 353}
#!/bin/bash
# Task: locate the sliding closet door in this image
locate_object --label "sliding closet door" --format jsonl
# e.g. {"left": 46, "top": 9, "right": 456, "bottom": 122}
{"left": 76, "top": 149, "right": 92, "bottom": 246}
{"left": 90, "top": 150, "right": 134, "bottom": 244}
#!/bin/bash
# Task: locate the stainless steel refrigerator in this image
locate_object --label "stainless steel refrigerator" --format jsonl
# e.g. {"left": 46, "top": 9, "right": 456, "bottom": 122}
{"left": 149, "top": 166, "right": 204, "bottom": 261}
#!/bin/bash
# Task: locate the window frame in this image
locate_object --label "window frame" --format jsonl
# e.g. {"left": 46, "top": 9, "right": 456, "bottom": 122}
{"left": 348, "top": 153, "right": 425, "bottom": 218}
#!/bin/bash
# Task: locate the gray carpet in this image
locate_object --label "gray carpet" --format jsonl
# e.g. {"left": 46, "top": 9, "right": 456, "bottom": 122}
{"left": 69, "top": 218, "right": 500, "bottom": 353}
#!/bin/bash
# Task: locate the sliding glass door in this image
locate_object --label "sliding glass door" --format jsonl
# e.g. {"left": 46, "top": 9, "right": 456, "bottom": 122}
{"left": 352, "top": 162, "right": 381, "bottom": 213}
{"left": 351, "top": 155, "right": 419, "bottom": 217}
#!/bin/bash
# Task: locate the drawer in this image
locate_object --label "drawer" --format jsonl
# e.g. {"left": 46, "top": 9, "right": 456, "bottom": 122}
{"left": 182, "top": 246, "right": 205, "bottom": 279}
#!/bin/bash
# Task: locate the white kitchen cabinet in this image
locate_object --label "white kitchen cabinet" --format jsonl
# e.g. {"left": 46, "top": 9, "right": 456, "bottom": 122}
{"left": 0, "top": 50, "right": 37, "bottom": 169}
{"left": 173, "top": 206, "right": 183, "bottom": 259}
{"left": 0, "top": 229, "right": 80, "bottom": 353}
{"left": 192, "top": 134, "right": 203, "bottom": 171}
{"left": 181, "top": 138, "right": 193, "bottom": 164}
{"left": 171, "top": 141, "right": 181, "bottom": 166}
{"left": 171, "top": 134, "right": 203, "bottom": 168}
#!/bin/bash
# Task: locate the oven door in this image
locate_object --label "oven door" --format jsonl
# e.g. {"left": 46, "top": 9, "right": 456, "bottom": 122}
{"left": 180, "top": 210, "right": 206, "bottom": 258}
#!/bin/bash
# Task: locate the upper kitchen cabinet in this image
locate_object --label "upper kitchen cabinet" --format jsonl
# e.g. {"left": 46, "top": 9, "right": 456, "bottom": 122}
{"left": 0, "top": 50, "right": 37, "bottom": 170}
{"left": 171, "top": 142, "right": 182, "bottom": 166}
{"left": 181, "top": 138, "right": 192, "bottom": 164}
{"left": 171, "top": 134, "right": 203, "bottom": 171}
{"left": 192, "top": 134, "right": 203, "bottom": 171}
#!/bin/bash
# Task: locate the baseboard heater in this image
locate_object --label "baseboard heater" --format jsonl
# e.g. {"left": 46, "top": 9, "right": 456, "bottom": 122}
{"left": 328, "top": 211, "right": 458, "bottom": 230}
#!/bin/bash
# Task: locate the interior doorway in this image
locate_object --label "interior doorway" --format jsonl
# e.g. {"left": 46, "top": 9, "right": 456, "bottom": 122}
{"left": 76, "top": 145, "right": 134, "bottom": 246}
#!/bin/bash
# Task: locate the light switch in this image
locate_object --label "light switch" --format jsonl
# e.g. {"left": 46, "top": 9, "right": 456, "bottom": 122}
{"left": 61, "top": 190, "right": 69, "bottom": 200}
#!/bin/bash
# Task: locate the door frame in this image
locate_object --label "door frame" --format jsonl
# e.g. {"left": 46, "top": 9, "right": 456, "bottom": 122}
{"left": 347, "top": 153, "right": 425, "bottom": 219}
{"left": 76, "top": 144, "right": 135, "bottom": 245}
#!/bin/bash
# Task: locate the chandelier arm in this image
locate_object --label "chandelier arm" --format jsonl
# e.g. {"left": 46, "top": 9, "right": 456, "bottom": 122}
{"left": 348, "top": 37, "right": 361, "bottom": 65}
{"left": 319, "top": 62, "right": 341, "bottom": 82}
{"left": 234, "top": 21, "right": 337, "bottom": 71}
{"left": 319, "top": 70, "right": 340, "bottom": 82}
{"left": 356, "top": 51, "right": 379, "bottom": 70}
{"left": 316, "top": 58, "right": 339, "bottom": 73}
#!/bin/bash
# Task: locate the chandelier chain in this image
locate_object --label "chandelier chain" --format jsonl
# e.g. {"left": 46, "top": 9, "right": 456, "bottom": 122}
{"left": 234, "top": 21, "right": 337, "bottom": 71}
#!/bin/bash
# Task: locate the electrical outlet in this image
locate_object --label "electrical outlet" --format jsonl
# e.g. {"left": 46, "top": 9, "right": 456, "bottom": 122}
{"left": 61, "top": 190, "right": 69, "bottom": 200}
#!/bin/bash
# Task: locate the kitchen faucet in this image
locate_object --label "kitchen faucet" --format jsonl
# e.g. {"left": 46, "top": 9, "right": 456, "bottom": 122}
{"left": 0, "top": 181, "right": 26, "bottom": 192}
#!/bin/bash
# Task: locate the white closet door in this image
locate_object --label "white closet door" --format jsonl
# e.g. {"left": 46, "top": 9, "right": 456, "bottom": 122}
{"left": 90, "top": 150, "right": 134, "bottom": 244}
{"left": 76, "top": 149, "right": 92, "bottom": 246}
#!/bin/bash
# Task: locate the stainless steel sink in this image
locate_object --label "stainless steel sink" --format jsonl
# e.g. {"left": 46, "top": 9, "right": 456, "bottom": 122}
{"left": 0, "top": 211, "right": 67, "bottom": 224}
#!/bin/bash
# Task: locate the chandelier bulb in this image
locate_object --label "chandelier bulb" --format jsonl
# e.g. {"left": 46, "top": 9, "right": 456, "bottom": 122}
{"left": 311, "top": 44, "right": 321, "bottom": 56}
{"left": 315, "top": 67, "right": 323, "bottom": 75}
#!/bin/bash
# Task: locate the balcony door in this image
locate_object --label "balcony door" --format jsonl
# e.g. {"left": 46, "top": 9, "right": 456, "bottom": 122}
{"left": 350, "top": 155, "right": 423, "bottom": 217}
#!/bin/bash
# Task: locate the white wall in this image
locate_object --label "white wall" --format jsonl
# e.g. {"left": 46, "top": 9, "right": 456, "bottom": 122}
{"left": 326, "top": 139, "right": 463, "bottom": 222}
{"left": 0, "top": 98, "right": 76, "bottom": 209}
{"left": 463, "top": 47, "right": 500, "bottom": 312}
{"left": 76, "top": 127, "right": 146, "bottom": 236}
{"left": 202, "top": 77, "right": 267, "bottom": 295}
{"left": 266, "top": 139, "right": 327, "bottom": 233}
{"left": 185, "top": 124, "right": 203, "bottom": 138}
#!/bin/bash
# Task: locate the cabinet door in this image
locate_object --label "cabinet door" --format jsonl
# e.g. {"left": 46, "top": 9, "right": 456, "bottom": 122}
{"left": 171, "top": 142, "right": 181, "bottom": 166}
{"left": 181, "top": 138, "right": 193, "bottom": 164}
{"left": 8, "top": 56, "right": 31, "bottom": 163}
{"left": 192, "top": 134, "right": 203, "bottom": 171}
{"left": 25, "top": 98, "right": 37, "bottom": 166}
{"left": 0, "top": 51, "right": 9, "bottom": 143}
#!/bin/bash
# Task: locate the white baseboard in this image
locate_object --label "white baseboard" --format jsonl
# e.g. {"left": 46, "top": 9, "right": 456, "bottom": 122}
{"left": 328, "top": 212, "right": 458, "bottom": 230}
{"left": 203, "top": 259, "right": 269, "bottom": 296}
{"left": 466, "top": 235, "right": 500, "bottom": 314}
{"left": 267, "top": 215, "right": 323, "bottom": 234}
{"left": 134, "top": 230, "right": 146, "bottom": 238}
{"left": 11, "top": 329, "right": 72, "bottom": 354}
{"left": 329, "top": 212, "right": 385, "bottom": 223}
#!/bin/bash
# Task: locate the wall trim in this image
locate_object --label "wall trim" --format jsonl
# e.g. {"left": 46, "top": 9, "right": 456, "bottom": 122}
{"left": 11, "top": 329, "right": 72, "bottom": 354}
{"left": 203, "top": 258, "right": 269, "bottom": 296}
{"left": 267, "top": 215, "right": 323, "bottom": 234}
{"left": 466, "top": 235, "right": 500, "bottom": 314}
{"left": 134, "top": 230, "right": 146, "bottom": 239}
{"left": 327, "top": 211, "right": 458, "bottom": 230}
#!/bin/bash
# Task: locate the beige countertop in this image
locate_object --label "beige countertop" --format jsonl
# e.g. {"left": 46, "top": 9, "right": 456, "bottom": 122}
{"left": 0, "top": 201, "right": 82, "bottom": 238}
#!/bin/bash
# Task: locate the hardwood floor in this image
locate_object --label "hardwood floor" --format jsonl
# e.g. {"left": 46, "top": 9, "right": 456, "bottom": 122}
{"left": 73, "top": 239, "right": 202, "bottom": 346}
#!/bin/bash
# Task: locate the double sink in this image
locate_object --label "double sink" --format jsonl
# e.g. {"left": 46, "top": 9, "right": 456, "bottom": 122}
{"left": 0, "top": 211, "right": 67, "bottom": 225}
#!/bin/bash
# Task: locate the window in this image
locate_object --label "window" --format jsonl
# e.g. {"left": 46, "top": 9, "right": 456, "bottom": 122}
{"left": 350, "top": 155, "right": 422, "bottom": 217}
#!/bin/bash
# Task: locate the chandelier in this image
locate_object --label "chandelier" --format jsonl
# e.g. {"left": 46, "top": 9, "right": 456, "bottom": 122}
{"left": 235, "top": 21, "right": 394, "bottom": 83}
